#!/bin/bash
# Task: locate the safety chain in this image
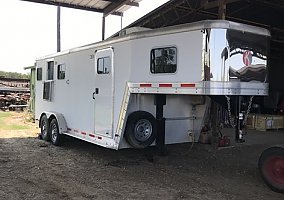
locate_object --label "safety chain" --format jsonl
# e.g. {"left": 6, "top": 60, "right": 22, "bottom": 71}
{"left": 225, "top": 95, "right": 236, "bottom": 128}
{"left": 243, "top": 96, "right": 254, "bottom": 126}
{"left": 225, "top": 95, "right": 254, "bottom": 128}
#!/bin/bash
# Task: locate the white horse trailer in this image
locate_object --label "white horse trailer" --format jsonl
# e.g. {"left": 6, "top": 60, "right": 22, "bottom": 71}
{"left": 35, "top": 20, "right": 270, "bottom": 149}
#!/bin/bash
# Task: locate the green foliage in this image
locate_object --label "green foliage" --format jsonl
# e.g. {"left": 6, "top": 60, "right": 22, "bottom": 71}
{"left": 0, "top": 71, "right": 30, "bottom": 79}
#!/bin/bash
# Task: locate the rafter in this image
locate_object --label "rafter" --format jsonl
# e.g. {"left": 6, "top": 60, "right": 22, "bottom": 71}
{"left": 103, "top": 0, "right": 139, "bottom": 6}
{"left": 201, "top": 0, "right": 242, "bottom": 9}
{"left": 103, "top": 0, "right": 138, "bottom": 17}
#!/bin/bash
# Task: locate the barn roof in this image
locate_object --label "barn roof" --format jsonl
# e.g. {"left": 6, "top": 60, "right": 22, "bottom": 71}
{"left": 20, "top": 0, "right": 142, "bottom": 16}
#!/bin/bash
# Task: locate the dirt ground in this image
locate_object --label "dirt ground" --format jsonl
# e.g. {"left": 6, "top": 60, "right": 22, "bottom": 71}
{"left": 0, "top": 112, "right": 284, "bottom": 200}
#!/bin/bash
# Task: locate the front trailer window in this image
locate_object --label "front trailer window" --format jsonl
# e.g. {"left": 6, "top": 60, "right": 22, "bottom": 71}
{"left": 150, "top": 47, "right": 177, "bottom": 74}
{"left": 97, "top": 57, "right": 111, "bottom": 74}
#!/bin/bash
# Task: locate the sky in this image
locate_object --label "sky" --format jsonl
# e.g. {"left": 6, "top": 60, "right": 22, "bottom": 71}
{"left": 0, "top": 0, "right": 169, "bottom": 73}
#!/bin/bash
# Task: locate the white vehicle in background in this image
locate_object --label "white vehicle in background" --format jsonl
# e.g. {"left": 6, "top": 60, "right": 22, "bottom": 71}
{"left": 35, "top": 20, "right": 270, "bottom": 150}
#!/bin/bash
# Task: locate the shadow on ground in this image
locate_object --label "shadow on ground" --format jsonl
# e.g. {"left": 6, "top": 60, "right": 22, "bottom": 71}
{"left": 0, "top": 129, "right": 283, "bottom": 200}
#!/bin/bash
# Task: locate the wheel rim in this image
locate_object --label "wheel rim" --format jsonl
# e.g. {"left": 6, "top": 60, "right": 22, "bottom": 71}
{"left": 51, "top": 123, "right": 58, "bottom": 143}
{"left": 41, "top": 120, "right": 47, "bottom": 137}
{"left": 263, "top": 156, "right": 284, "bottom": 185}
{"left": 134, "top": 119, "right": 152, "bottom": 142}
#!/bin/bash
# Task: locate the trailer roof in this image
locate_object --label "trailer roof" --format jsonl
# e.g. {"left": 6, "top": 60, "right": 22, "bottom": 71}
{"left": 20, "top": 0, "right": 142, "bottom": 16}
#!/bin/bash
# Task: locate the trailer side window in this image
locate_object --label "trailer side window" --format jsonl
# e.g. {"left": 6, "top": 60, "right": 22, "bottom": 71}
{"left": 43, "top": 82, "right": 52, "bottom": 100}
{"left": 57, "top": 64, "right": 66, "bottom": 80}
{"left": 37, "top": 68, "right": 42, "bottom": 81}
{"left": 97, "top": 57, "right": 111, "bottom": 74}
{"left": 150, "top": 47, "right": 177, "bottom": 74}
{"left": 47, "top": 61, "right": 54, "bottom": 80}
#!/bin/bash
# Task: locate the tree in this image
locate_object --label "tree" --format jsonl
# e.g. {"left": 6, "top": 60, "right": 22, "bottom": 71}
{"left": 0, "top": 71, "right": 30, "bottom": 79}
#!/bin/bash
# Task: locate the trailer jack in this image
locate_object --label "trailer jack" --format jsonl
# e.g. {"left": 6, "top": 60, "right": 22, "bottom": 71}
{"left": 236, "top": 111, "right": 245, "bottom": 143}
{"left": 225, "top": 95, "right": 253, "bottom": 143}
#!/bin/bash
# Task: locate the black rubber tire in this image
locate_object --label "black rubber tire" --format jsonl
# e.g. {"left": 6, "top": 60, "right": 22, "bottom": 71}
{"left": 50, "top": 118, "right": 61, "bottom": 146}
{"left": 40, "top": 115, "right": 50, "bottom": 141}
{"left": 124, "top": 111, "right": 157, "bottom": 149}
{"left": 258, "top": 146, "right": 284, "bottom": 193}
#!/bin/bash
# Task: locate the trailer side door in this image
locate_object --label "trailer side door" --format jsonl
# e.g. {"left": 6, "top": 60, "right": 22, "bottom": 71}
{"left": 94, "top": 48, "right": 114, "bottom": 138}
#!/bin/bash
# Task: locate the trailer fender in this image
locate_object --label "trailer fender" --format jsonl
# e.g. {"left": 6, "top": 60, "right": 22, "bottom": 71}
{"left": 40, "top": 112, "right": 67, "bottom": 134}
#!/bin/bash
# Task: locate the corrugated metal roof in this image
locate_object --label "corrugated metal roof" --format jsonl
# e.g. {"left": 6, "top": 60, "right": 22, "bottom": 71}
{"left": 20, "top": 0, "right": 142, "bottom": 16}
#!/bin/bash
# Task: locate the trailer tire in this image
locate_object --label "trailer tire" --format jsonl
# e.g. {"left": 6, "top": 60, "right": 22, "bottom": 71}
{"left": 258, "top": 147, "right": 284, "bottom": 193}
{"left": 40, "top": 115, "right": 50, "bottom": 141}
{"left": 50, "top": 118, "right": 61, "bottom": 146}
{"left": 124, "top": 111, "right": 157, "bottom": 149}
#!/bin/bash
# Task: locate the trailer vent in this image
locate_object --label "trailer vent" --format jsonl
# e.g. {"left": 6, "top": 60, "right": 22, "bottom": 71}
{"left": 119, "top": 27, "right": 152, "bottom": 36}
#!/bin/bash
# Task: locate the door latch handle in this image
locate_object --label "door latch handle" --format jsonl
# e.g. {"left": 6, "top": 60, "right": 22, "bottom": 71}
{"left": 95, "top": 88, "right": 99, "bottom": 94}
{"left": 93, "top": 88, "right": 99, "bottom": 100}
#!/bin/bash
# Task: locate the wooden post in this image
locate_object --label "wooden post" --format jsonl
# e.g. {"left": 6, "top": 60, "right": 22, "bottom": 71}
{"left": 218, "top": 0, "right": 226, "bottom": 20}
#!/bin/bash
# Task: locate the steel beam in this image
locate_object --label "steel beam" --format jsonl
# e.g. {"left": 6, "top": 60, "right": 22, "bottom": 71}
{"left": 57, "top": 6, "right": 61, "bottom": 52}
{"left": 102, "top": 16, "right": 106, "bottom": 40}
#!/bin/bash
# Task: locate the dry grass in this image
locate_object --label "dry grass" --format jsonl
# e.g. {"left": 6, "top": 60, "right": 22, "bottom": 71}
{"left": 0, "top": 111, "right": 39, "bottom": 138}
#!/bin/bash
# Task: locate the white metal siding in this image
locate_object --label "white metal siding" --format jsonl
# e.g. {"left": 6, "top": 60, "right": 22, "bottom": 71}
{"left": 129, "top": 30, "right": 203, "bottom": 83}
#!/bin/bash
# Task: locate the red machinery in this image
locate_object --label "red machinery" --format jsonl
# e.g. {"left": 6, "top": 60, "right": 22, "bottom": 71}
{"left": 258, "top": 146, "right": 284, "bottom": 193}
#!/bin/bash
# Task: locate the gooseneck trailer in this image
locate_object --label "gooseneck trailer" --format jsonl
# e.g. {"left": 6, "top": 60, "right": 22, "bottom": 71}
{"left": 35, "top": 19, "right": 284, "bottom": 193}
{"left": 35, "top": 20, "right": 269, "bottom": 149}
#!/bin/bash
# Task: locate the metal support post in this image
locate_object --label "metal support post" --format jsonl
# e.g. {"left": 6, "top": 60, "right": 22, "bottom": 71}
{"left": 211, "top": 100, "right": 219, "bottom": 149}
{"left": 155, "top": 94, "right": 167, "bottom": 156}
{"left": 57, "top": 6, "right": 61, "bottom": 52}
{"left": 102, "top": 16, "right": 106, "bottom": 40}
{"left": 120, "top": 15, "right": 123, "bottom": 30}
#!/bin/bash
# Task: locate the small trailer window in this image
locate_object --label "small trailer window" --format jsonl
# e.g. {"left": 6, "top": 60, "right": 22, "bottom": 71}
{"left": 57, "top": 64, "right": 66, "bottom": 80}
{"left": 43, "top": 82, "right": 52, "bottom": 100}
{"left": 97, "top": 57, "right": 111, "bottom": 74}
{"left": 47, "top": 61, "right": 54, "bottom": 80}
{"left": 150, "top": 47, "right": 177, "bottom": 73}
{"left": 36, "top": 68, "right": 42, "bottom": 81}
